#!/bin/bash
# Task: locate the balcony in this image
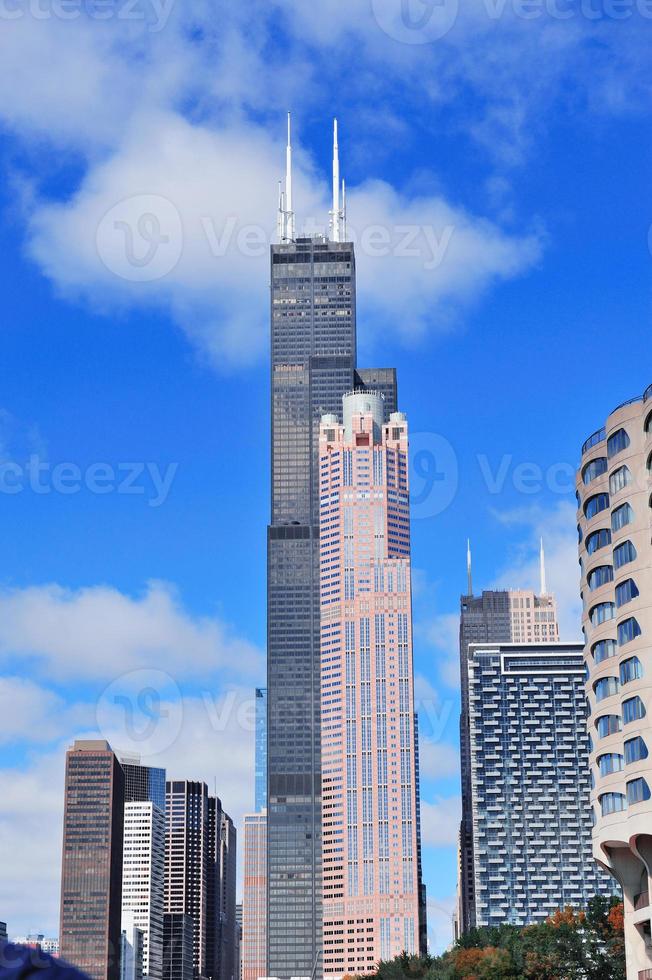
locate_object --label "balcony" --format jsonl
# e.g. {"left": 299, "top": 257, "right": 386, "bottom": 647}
{"left": 582, "top": 427, "right": 607, "bottom": 455}
{"left": 644, "top": 383, "right": 652, "bottom": 403}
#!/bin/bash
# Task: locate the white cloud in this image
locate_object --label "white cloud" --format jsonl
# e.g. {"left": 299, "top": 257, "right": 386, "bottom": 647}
{"left": 420, "top": 612, "right": 460, "bottom": 689}
{"left": 419, "top": 739, "right": 461, "bottom": 780}
{"left": 0, "top": 580, "right": 263, "bottom": 681}
{"left": 0, "top": 678, "right": 93, "bottom": 745}
{"left": 427, "top": 895, "right": 457, "bottom": 956}
{"left": 421, "top": 795, "right": 461, "bottom": 847}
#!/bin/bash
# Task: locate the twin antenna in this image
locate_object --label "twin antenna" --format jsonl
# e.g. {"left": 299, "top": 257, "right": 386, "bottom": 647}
{"left": 277, "top": 113, "right": 346, "bottom": 244}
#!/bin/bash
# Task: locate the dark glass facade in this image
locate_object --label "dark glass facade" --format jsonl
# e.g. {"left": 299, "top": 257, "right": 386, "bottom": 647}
{"left": 59, "top": 741, "right": 125, "bottom": 980}
{"left": 267, "top": 236, "right": 398, "bottom": 978}
{"left": 162, "top": 914, "right": 194, "bottom": 980}
{"left": 122, "top": 760, "right": 166, "bottom": 813}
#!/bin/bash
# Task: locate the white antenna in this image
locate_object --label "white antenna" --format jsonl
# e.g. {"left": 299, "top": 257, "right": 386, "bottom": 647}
{"left": 277, "top": 180, "right": 285, "bottom": 243}
{"left": 286, "top": 112, "right": 295, "bottom": 241}
{"left": 466, "top": 539, "right": 473, "bottom": 596}
{"left": 342, "top": 178, "right": 347, "bottom": 241}
{"left": 331, "top": 119, "right": 341, "bottom": 242}
{"left": 539, "top": 537, "right": 547, "bottom": 595}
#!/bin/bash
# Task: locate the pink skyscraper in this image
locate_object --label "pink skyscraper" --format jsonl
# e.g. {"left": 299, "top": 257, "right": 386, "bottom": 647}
{"left": 319, "top": 391, "right": 421, "bottom": 979}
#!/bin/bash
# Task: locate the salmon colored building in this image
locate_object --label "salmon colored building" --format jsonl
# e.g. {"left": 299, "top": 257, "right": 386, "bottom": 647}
{"left": 319, "top": 391, "right": 422, "bottom": 979}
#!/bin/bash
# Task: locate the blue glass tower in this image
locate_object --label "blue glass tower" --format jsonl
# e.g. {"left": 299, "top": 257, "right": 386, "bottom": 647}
{"left": 255, "top": 688, "right": 267, "bottom": 813}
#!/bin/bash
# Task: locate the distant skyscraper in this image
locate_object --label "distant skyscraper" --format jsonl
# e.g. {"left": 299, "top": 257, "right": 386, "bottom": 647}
{"left": 577, "top": 385, "right": 652, "bottom": 980}
{"left": 162, "top": 915, "right": 193, "bottom": 980}
{"left": 242, "top": 814, "right": 267, "bottom": 980}
{"left": 234, "top": 905, "right": 242, "bottom": 980}
{"left": 458, "top": 557, "right": 559, "bottom": 933}
{"left": 254, "top": 689, "right": 267, "bottom": 814}
{"left": 468, "top": 641, "right": 614, "bottom": 926}
{"left": 0, "top": 923, "right": 7, "bottom": 945}
{"left": 120, "top": 912, "right": 144, "bottom": 980}
{"left": 122, "top": 802, "right": 165, "bottom": 980}
{"left": 60, "top": 740, "right": 125, "bottom": 980}
{"left": 318, "top": 392, "right": 423, "bottom": 977}
{"left": 217, "top": 813, "right": 238, "bottom": 980}
{"left": 122, "top": 758, "right": 166, "bottom": 813}
{"left": 267, "top": 116, "right": 397, "bottom": 980}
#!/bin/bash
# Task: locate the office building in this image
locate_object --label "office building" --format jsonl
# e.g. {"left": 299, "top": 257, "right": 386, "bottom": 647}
{"left": 122, "top": 758, "right": 166, "bottom": 814}
{"left": 458, "top": 552, "right": 559, "bottom": 933}
{"left": 122, "top": 802, "right": 165, "bottom": 980}
{"left": 255, "top": 689, "right": 267, "bottom": 814}
{"left": 59, "top": 740, "right": 125, "bottom": 980}
{"left": 120, "top": 912, "right": 144, "bottom": 980}
{"left": 267, "top": 116, "right": 397, "bottom": 980}
{"left": 468, "top": 641, "right": 614, "bottom": 927}
{"left": 577, "top": 385, "right": 652, "bottom": 979}
{"left": 162, "top": 915, "right": 193, "bottom": 980}
{"left": 242, "top": 815, "right": 267, "bottom": 980}
{"left": 217, "top": 813, "right": 237, "bottom": 980}
{"left": 234, "top": 905, "right": 242, "bottom": 980}
{"left": 318, "top": 392, "right": 422, "bottom": 977}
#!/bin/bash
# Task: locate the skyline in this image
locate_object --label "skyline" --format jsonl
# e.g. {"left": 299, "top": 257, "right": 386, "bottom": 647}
{"left": 2, "top": 1, "right": 652, "bottom": 957}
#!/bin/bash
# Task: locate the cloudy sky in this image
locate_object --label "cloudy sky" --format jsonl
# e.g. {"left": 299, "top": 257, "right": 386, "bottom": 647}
{"left": 0, "top": 0, "right": 651, "bottom": 954}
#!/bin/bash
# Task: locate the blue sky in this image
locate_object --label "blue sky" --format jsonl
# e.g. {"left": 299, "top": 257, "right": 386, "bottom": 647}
{"left": 0, "top": 0, "right": 651, "bottom": 952}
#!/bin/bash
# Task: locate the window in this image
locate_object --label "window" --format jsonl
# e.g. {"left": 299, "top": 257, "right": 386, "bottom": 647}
{"left": 577, "top": 524, "right": 583, "bottom": 544}
{"left": 620, "top": 656, "right": 642, "bottom": 685}
{"left": 615, "top": 579, "right": 639, "bottom": 608}
{"left": 646, "top": 410, "right": 652, "bottom": 435}
{"left": 590, "top": 603, "right": 616, "bottom": 627}
{"left": 585, "top": 493, "right": 610, "bottom": 519}
{"left": 586, "top": 528, "right": 611, "bottom": 554}
{"left": 623, "top": 696, "right": 646, "bottom": 725}
{"left": 607, "top": 428, "right": 630, "bottom": 459}
{"left": 598, "top": 753, "right": 624, "bottom": 776}
{"left": 588, "top": 565, "right": 614, "bottom": 590}
{"left": 626, "top": 779, "right": 651, "bottom": 805}
{"left": 600, "top": 792, "right": 627, "bottom": 815}
{"left": 609, "top": 465, "right": 631, "bottom": 495}
{"left": 612, "top": 502, "right": 634, "bottom": 532}
{"left": 583, "top": 457, "right": 608, "bottom": 484}
{"left": 618, "top": 617, "right": 642, "bottom": 646}
{"left": 614, "top": 540, "right": 637, "bottom": 570}
{"left": 592, "top": 639, "right": 617, "bottom": 663}
{"left": 624, "top": 736, "right": 648, "bottom": 765}
{"left": 597, "top": 714, "right": 622, "bottom": 737}
{"left": 594, "top": 676, "right": 619, "bottom": 701}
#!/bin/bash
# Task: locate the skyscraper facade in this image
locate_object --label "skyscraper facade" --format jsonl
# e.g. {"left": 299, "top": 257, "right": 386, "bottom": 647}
{"left": 458, "top": 575, "right": 559, "bottom": 933}
{"left": 122, "top": 759, "right": 166, "bottom": 814}
{"left": 577, "top": 385, "right": 652, "bottom": 980}
{"left": 122, "top": 802, "right": 165, "bottom": 980}
{"left": 162, "top": 915, "right": 193, "bottom": 980}
{"left": 60, "top": 740, "right": 125, "bottom": 980}
{"left": 467, "top": 641, "right": 614, "bottom": 927}
{"left": 267, "top": 121, "right": 396, "bottom": 979}
{"left": 242, "top": 815, "right": 267, "bottom": 980}
{"left": 217, "top": 813, "right": 237, "bottom": 980}
{"left": 255, "top": 689, "right": 267, "bottom": 814}
{"left": 318, "top": 392, "right": 422, "bottom": 978}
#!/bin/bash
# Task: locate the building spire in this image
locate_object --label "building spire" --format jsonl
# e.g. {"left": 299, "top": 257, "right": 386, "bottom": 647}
{"left": 539, "top": 537, "right": 547, "bottom": 595}
{"left": 331, "top": 118, "right": 341, "bottom": 242}
{"left": 467, "top": 539, "right": 473, "bottom": 596}
{"left": 286, "top": 112, "right": 295, "bottom": 242}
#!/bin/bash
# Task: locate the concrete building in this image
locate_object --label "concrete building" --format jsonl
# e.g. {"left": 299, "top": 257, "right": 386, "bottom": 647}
{"left": 468, "top": 641, "right": 614, "bottom": 928}
{"left": 457, "top": 562, "right": 559, "bottom": 933}
{"left": 242, "top": 814, "right": 267, "bottom": 980}
{"left": 267, "top": 116, "right": 397, "bottom": 980}
{"left": 59, "top": 740, "right": 125, "bottom": 980}
{"left": 318, "top": 392, "right": 423, "bottom": 978}
{"left": 162, "top": 915, "right": 193, "bottom": 980}
{"left": 577, "top": 384, "right": 652, "bottom": 979}
{"left": 120, "top": 912, "right": 144, "bottom": 980}
{"left": 122, "top": 802, "right": 165, "bottom": 980}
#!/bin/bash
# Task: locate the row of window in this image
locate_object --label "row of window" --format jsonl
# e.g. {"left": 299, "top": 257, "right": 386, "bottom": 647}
{"left": 600, "top": 777, "right": 650, "bottom": 816}
{"left": 593, "top": 658, "right": 643, "bottom": 700}
{"left": 590, "top": 619, "right": 642, "bottom": 659}
{"left": 598, "top": 737, "right": 649, "bottom": 775}
{"left": 597, "top": 696, "right": 646, "bottom": 737}
{"left": 587, "top": 541, "right": 637, "bottom": 590}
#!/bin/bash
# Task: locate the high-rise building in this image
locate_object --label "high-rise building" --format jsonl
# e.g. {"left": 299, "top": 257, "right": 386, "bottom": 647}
{"left": 0, "top": 923, "right": 7, "bottom": 945}
{"left": 120, "top": 912, "right": 144, "bottom": 980}
{"left": 577, "top": 385, "right": 652, "bottom": 980}
{"left": 318, "top": 392, "right": 422, "bottom": 978}
{"left": 255, "top": 689, "right": 267, "bottom": 814}
{"left": 60, "top": 740, "right": 125, "bottom": 980}
{"left": 122, "top": 802, "right": 165, "bottom": 980}
{"left": 242, "top": 815, "right": 267, "bottom": 980}
{"left": 217, "top": 813, "right": 237, "bottom": 980}
{"left": 162, "top": 915, "right": 193, "bottom": 980}
{"left": 457, "top": 556, "right": 559, "bottom": 933}
{"left": 267, "top": 116, "right": 397, "bottom": 980}
{"left": 467, "top": 641, "right": 614, "bottom": 927}
{"left": 234, "top": 905, "right": 242, "bottom": 980}
{"left": 122, "top": 758, "right": 166, "bottom": 814}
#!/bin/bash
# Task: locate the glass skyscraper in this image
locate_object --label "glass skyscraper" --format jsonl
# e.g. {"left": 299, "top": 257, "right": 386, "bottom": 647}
{"left": 255, "top": 688, "right": 267, "bottom": 813}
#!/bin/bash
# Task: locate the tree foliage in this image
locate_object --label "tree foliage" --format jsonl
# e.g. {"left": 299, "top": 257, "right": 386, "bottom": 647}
{"left": 357, "top": 896, "right": 624, "bottom": 980}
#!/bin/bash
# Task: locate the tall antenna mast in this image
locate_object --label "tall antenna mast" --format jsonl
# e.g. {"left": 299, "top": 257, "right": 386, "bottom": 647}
{"left": 539, "top": 538, "right": 547, "bottom": 595}
{"left": 331, "top": 119, "right": 341, "bottom": 242}
{"left": 342, "top": 178, "right": 347, "bottom": 240}
{"left": 277, "top": 180, "right": 285, "bottom": 243}
{"left": 286, "top": 112, "right": 295, "bottom": 241}
{"left": 467, "top": 539, "right": 473, "bottom": 596}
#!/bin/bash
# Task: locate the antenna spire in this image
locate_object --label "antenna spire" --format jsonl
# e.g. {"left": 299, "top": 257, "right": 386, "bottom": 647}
{"left": 286, "top": 112, "right": 295, "bottom": 241}
{"left": 467, "top": 539, "right": 473, "bottom": 596}
{"left": 539, "top": 537, "right": 547, "bottom": 595}
{"left": 331, "top": 119, "right": 341, "bottom": 242}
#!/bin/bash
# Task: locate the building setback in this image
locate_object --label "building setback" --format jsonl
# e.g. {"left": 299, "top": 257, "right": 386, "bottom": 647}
{"left": 59, "top": 740, "right": 125, "bottom": 980}
{"left": 468, "top": 642, "right": 614, "bottom": 927}
{"left": 577, "top": 385, "right": 652, "bottom": 980}
{"left": 457, "top": 572, "right": 559, "bottom": 934}
{"left": 318, "top": 392, "right": 422, "bottom": 978}
{"left": 267, "top": 118, "right": 397, "bottom": 980}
